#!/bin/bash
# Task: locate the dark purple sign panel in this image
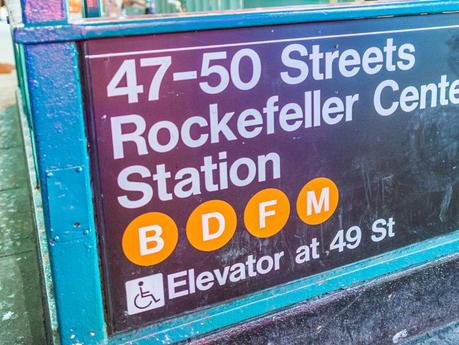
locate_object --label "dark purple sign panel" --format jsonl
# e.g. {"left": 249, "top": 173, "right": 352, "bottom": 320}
{"left": 82, "top": 13, "right": 459, "bottom": 333}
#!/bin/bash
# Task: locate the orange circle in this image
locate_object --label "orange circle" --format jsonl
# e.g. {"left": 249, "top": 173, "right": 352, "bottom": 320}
{"left": 122, "top": 212, "right": 178, "bottom": 266}
{"left": 244, "top": 188, "right": 290, "bottom": 238}
{"left": 296, "top": 177, "right": 339, "bottom": 225}
{"left": 186, "top": 200, "right": 237, "bottom": 252}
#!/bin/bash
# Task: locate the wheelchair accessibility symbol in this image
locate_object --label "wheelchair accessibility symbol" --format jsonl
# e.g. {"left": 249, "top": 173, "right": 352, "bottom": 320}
{"left": 134, "top": 281, "right": 160, "bottom": 308}
{"left": 125, "top": 274, "right": 165, "bottom": 315}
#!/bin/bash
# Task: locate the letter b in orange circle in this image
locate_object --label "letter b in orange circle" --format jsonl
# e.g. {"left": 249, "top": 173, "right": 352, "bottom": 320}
{"left": 122, "top": 212, "right": 178, "bottom": 266}
{"left": 186, "top": 200, "right": 237, "bottom": 252}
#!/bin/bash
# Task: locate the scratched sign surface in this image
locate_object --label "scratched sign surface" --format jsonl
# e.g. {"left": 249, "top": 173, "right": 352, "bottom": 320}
{"left": 82, "top": 14, "right": 459, "bottom": 332}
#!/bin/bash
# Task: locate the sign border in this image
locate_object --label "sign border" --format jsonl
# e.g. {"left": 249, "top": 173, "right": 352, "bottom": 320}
{"left": 16, "top": 3, "right": 459, "bottom": 345}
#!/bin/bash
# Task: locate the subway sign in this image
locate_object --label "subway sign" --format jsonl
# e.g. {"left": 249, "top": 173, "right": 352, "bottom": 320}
{"left": 82, "top": 13, "right": 459, "bottom": 332}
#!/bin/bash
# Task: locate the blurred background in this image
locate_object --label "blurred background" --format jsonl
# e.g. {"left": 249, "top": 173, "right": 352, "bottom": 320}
{"left": 0, "top": 0, "right": 14, "bottom": 71}
{"left": 66, "top": 0, "right": 352, "bottom": 18}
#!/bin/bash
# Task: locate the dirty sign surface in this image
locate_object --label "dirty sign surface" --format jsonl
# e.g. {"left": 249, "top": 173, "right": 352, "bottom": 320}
{"left": 82, "top": 13, "right": 459, "bottom": 332}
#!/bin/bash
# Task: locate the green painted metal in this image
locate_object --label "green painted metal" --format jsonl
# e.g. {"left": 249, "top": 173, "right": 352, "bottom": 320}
{"left": 10, "top": 1, "right": 459, "bottom": 44}
{"left": 83, "top": 0, "right": 104, "bottom": 18}
{"left": 157, "top": 0, "right": 325, "bottom": 14}
{"left": 162, "top": 0, "right": 355, "bottom": 14}
{"left": 23, "top": 42, "right": 106, "bottom": 345}
{"left": 184, "top": 0, "right": 242, "bottom": 12}
{"left": 18, "top": 0, "right": 67, "bottom": 24}
{"left": 245, "top": 0, "right": 330, "bottom": 8}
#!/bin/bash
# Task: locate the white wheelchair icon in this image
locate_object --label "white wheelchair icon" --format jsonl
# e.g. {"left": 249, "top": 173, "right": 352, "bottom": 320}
{"left": 134, "top": 281, "right": 161, "bottom": 309}
{"left": 125, "top": 273, "right": 165, "bottom": 315}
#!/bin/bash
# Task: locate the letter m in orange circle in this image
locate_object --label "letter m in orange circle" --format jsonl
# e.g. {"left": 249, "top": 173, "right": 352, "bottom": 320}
{"left": 297, "top": 177, "right": 339, "bottom": 226}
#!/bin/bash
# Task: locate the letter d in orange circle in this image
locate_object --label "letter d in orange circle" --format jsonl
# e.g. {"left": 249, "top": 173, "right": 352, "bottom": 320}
{"left": 186, "top": 200, "right": 237, "bottom": 252}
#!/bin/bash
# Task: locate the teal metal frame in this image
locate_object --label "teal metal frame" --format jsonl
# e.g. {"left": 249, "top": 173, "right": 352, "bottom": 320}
{"left": 6, "top": 0, "right": 459, "bottom": 344}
